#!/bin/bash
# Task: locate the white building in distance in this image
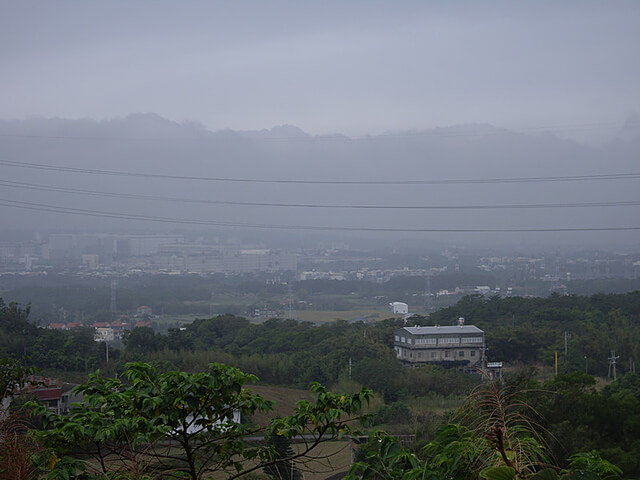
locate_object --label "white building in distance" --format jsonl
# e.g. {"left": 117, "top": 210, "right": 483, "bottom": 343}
{"left": 394, "top": 320, "right": 485, "bottom": 367}
{"left": 390, "top": 302, "right": 409, "bottom": 314}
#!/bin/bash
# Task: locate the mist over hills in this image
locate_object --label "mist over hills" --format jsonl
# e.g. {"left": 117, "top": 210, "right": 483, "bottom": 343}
{"left": 0, "top": 114, "right": 639, "bottom": 249}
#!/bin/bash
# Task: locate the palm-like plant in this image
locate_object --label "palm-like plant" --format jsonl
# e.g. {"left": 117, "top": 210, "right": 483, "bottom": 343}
{"left": 0, "top": 413, "right": 42, "bottom": 480}
{"left": 454, "top": 379, "right": 549, "bottom": 477}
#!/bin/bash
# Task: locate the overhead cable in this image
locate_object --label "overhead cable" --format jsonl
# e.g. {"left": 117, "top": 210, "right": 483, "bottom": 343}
{"left": 0, "top": 198, "right": 639, "bottom": 233}
{"left": 1, "top": 159, "right": 640, "bottom": 185}
{"left": 1, "top": 179, "right": 639, "bottom": 210}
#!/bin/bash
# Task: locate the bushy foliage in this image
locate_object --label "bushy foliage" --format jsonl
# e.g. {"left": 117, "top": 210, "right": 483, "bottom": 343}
{"left": 371, "top": 402, "right": 413, "bottom": 426}
{"left": 29, "top": 362, "right": 372, "bottom": 480}
{"left": 262, "top": 432, "right": 301, "bottom": 480}
{"left": 346, "top": 381, "right": 625, "bottom": 480}
{"left": 427, "top": 292, "right": 640, "bottom": 373}
{"left": 0, "top": 298, "right": 102, "bottom": 372}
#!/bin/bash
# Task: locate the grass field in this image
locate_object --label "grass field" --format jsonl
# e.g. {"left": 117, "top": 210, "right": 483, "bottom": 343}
{"left": 238, "top": 384, "right": 354, "bottom": 480}
{"left": 293, "top": 440, "right": 352, "bottom": 480}
{"left": 291, "top": 308, "right": 402, "bottom": 324}
{"left": 246, "top": 384, "right": 314, "bottom": 427}
{"left": 154, "top": 308, "right": 402, "bottom": 328}
{"left": 153, "top": 314, "right": 201, "bottom": 327}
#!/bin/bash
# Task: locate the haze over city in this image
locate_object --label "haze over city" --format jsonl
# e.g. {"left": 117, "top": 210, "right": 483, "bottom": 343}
{"left": 1, "top": 0, "right": 640, "bottom": 246}
{"left": 4, "top": 3, "right": 640, "bottom": 479}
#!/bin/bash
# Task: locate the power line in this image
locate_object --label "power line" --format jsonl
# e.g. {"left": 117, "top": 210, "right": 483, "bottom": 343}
{"left": 2, "top": 159, "right": 640, "bottom": 185}
{"left": 1, "top": 178, "right": 639, "bottom": 210}
{"left": 0, "top": 198, "right": 639, "bottom": 233}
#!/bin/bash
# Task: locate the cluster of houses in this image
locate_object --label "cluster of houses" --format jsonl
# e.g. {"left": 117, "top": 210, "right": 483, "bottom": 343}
{"left": 47, "top": 305, "right": 154, "bottom": 341}
{"left": 0, "top": 376, "right": 83, "bottom": 417}
{"left": 48, "top": 319, "right": 152, "bottom": 340}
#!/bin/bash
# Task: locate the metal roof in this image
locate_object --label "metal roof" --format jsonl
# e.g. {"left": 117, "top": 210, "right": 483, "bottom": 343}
{"left": 400, "top": 325, "right": 483, "bottom": 335}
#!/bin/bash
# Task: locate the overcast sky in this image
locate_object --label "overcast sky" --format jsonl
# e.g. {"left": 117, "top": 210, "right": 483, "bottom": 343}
{"left": 1, "top": 1, "right": 639, "bottom": 137}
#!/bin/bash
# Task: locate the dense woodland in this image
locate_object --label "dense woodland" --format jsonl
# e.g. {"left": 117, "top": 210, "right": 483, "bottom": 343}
{"left": 1, "top": 291, "right": 640, "bottom": 477}
{"left": 3, "top": 290, "right": 638, "bottom": 380}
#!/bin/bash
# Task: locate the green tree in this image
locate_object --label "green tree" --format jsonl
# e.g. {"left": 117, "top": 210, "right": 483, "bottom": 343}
{"left": 352, "top": 357, "right": 402, "bottom": 402}
{"left": 0, "top": 357, "right": 37, "bottom": 401}
{"left": 122, "top": 326, "right": 164, "bottom": 353}
{"left": 347, "top": 421, "right": 621, "bottom": 480}
{"left": 263, "top": 432, "right": 302, "bottom": 480}
{"left": 31, "top": 362, "right": 371, "bottom": 480}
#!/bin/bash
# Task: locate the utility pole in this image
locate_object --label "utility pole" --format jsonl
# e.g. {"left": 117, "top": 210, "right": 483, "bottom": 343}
{"left": 286, "top": 284, "right": 294, "bottom": 320}
{"left": 584, "top": 356, "right": 588, "bottom": 374}
{"left": 425, "top": 275, "right": 433, "bottom": 313}
{"left": 554, "top": 351, "right": 558, "bottom": 377}
{"left": 109, "top": 278, "right": 118, "bottom": 313}
{"left": 564, "top": 331, "right": 570, "bottom": 355}
{"left": 608, "top": 350, "right": 619, "bottom": 380}
{"left": 481, "top": 344, "right": 488, "bottom": 370}
{"left": 348, "top": 357, "right": 352, "bottom": 380}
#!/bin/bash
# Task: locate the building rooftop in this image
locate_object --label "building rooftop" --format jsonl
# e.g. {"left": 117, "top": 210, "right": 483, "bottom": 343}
{"left": 400, "top": 325, "right": 483, "bottom": 335}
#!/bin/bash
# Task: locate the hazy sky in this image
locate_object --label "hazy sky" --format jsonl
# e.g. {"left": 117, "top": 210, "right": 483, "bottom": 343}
{"left": 2, "top": 1, "right": 639, "bottom": 136}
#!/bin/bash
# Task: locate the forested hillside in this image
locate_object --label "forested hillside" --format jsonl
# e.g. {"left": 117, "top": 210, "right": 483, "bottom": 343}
{"left": 427, "top": 292, "right": 640, "bottom": 374}
{"left": 2, "top": 291, "right": 639, "bottom": 384}
{"left": 2, "top": 292, "right": 640, "bottom": 477}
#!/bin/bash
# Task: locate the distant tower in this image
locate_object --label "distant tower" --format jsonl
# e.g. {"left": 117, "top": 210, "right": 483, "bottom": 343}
{"left": 286, "top": 284, "right": 294, "bottom": 320}
{"left": 424, "top": 275, "right": 433, "bottom": 313}
{"left": 608, "top": 350, "right": 619, "bottom": 380}
{"left": 109, "top": 279, "right": 118, "bottom": 313}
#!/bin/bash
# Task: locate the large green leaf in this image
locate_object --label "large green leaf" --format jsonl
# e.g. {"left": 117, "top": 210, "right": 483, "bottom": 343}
{"left": 479, "top": 466, "right": 517, "bottom": 480}
{"left": 561, "top": 471, "right": 601, "bottom": 480}
{"left": 531, "top": 469, "right": 559, "bottom": 480}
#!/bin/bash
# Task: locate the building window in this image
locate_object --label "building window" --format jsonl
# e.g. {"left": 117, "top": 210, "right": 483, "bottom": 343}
{"left": 471, "top": 350, "right": 476, "bottom": 357}
{"left": 444, "top": 351, "right": 450, "bottom": 358}
{"left": 431, "top": 351, "right": 437, "bottom": 358}
{"left": 461, "top": 337, "right": 483, "bottom": 344}
{"left": 394, "top": 335, "right": 399, "bottom": 341}
{"left": 459, "top": 351, "right": 465, "bottom": 357}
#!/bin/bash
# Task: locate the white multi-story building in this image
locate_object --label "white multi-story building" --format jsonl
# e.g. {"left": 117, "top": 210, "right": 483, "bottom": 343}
{"left": 94, "top": 327, "right": 115, "bottom": 342}
{"left": 394, "top": 320, "right": 484, "bottom": 367}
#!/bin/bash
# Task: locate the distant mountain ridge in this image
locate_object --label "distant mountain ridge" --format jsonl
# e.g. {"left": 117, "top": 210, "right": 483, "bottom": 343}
{"left": 2, "top": 114, "right": 638, "bottom": 145}
{"left": 0, "top": 113, "right": 638, "bottom": 245}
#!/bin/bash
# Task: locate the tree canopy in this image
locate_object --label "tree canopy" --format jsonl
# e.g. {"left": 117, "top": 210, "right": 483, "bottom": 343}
{"left": 30, "top": 362, "right": 372, "bottom": 480}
